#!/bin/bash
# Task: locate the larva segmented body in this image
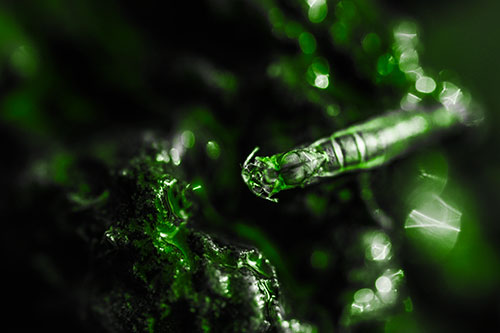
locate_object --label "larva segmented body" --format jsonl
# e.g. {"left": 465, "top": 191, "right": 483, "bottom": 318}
{"left": 242, "top": 107, "right": 462, "bottom": 202}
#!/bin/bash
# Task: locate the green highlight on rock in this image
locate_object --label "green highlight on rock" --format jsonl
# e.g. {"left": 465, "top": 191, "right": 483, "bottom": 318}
{"left": 81, "top": 134, "right": 315, "bottom": 332}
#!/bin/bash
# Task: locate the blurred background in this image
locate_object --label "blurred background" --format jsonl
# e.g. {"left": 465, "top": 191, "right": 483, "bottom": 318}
{"left": 2, "top": 0, "right": 500, "bottom": 331}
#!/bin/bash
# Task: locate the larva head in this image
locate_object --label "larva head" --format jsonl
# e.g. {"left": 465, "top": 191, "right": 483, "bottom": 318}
{"left": 241, "top": 147, "right": 282, "bottom": 202}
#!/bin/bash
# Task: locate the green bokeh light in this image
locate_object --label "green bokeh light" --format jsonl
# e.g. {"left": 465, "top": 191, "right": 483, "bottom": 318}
{"left": 330, "top": 21, "right": 349, "bottom": 45}
{"left": 298, "top": 32, "right": 317, "bottom": 54}
{"left": 364, "top": 231, "right": 392, "bottom": 262}
{"left": 393, "top": 21, "right": 418, "bottom": 49}
{"left": 362, "top": 32, "right": 381, "bottom": 54}
{"left": 181, "top": 130, "right": 195, "bottom": 148}
{"left": 400, "top": 92, "right": 422, "bottom": 111}
{"left": 376, "top": 53, "right": 396, "bottom": 76}
{"left": 375, "top": 276, "right": 392, "bottom": 293}
{"left": 415, "top": 76, "right": 436, "bottom": 93}
{"left": 314, "top": 74, "right": 329, "bottom": 89}
{"left": 206, "top": 140, "right": 221, "bottom": 159}
{"left": 398, "top": 49, "right": 419, "bottom": 72}
{"left": 307, "top": 0, "right": 328, "bottom": 24}
{"left": 268, "top": 7, "right": 285, "bottom": 29}
{"left": 326, "top": 104, "right": 340, "bottom": 117}
{"left": 335, "top": 0, "right": 357, "bottom": 22}
{"left": 285, "top": 21, "right": 304, "bottom": 38}
{"left": 310, "top": 249, "right": 329, "bottom": 270}
{"left": 405, "top": 194, "right": 461, "bottom": 257}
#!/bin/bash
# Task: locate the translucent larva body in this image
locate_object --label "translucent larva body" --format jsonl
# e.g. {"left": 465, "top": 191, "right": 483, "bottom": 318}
{"left": 242, "top": 107, "right": 462, "bottom": 202}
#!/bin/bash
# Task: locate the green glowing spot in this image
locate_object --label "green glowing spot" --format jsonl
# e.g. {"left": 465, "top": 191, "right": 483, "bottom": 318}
{"left": 306, "top": 193, "right": 327, "bottom": 216}
{"left": 285, "top": 21, "right": 304, "bottom": 39}
{"left": 310, "top": 250, "right": 329, "bottom": 270}
{"left": 361, "top": 33, "right": 381, "bottom": 54}
{"left": 49, "top": 152, "right": 75, "bottom": 185}
{"left": 338, "top": 188, "right": 352, "bottom": 202}
{"left": 280, "top": 319, "right": 315, "bottom": 332}
{"left": 407, "top": 151, "right": 449, "bottom": 206}
{"left": 281, "top": 66, "right": 299, "bottom": 87}
{"left": 354, "top": 288, "right": 374, "bottom": 304}
{"left": 307, "top": 57, "right": 330, "bottom": 88}
{"left": 181, "top": 130, "right": 195, "bottom": 148}
{"left": 404, "top": 66, "right": 424, "bottom": 82}
{"left": 192, "top": 185, "right": 202, "bottom": 191}
{"left": 398, "top": 49, "right": 419, "bottom": 72}
{"left": 377, "top": 269, "right": 404, "bottom": 305}
{"left": 267, "top": 63, "right": 282, "bottom": 78}
{"left": 335, "top": 0, "right": 357, "bottom": 21}
{"left": 206, "top": 140, "right": 220, "bottom": 159}
{"left": 393, "top": 21, "right": 418, "bottom": 49}
{"left": 400, "top": 92, "right": 422, "bottom": 111}
{"left": 407, "top": 93, "right": 423, "bottom": 103}
{"left": 330, "top": 21, "right": 349, "bottom": 45}
{"left": 314, "top": 74, "right": 329, "bottom": 89}
{"left": 159, "top": 303, "right": 171, "bottom": 319}
{"left": 364, "top": 231, "right": 392, "bottom": 262}
{"left": 307, "top": 0, "right": 328, "bottom": 24}
{"left": 156, "top": 151, "right": 170, "bottom": 163}
{"left": 326, "top": 104, "right": 340, "bottom": 117}
{"left": 268, "top": 7, "right": 285, "bottom": 28}
{"left": 146, "top": 317, "right": 155, "bottom": 333}
{"left": 201, "top": 318, "right": 210, "bottom": 332}
{"left": 310, "top": 57, "right": 330, "bottom": 75}
{"left": 214, "top": 71, "right": 238, "bottom": 93}
{"left": 403, "top": 297, "right": 413, "bottom": 312}
{"left": 415, "top": 76, "right": 436, "bottom": 94}
{"left": 10, "top": 45, "right": 38, "bottom": 77}
{"left": 298, "top": 32, "right": 317, "bottom": 54}
{"left": 170, "top": 147, "right": 181, "bottom": 165}
{"left": 376, "top": 54, "right": 396, "bottom": 76}
{"left": 375, "top": 276, "right": 392, "bottom": 293}
{"left": 439, "top": 81, "right": 464, "bottom": 110}
{"left": 306, "top": 90, "right": 321, "bottom": 104}
{"left": 2, "top": 90, "right": 48, "bottom": 135}
{"left": 431, "top": 107, "right": 457, "bottom": 127}
{"left": 405, "top": 194, "right": 462, "bottom": 257}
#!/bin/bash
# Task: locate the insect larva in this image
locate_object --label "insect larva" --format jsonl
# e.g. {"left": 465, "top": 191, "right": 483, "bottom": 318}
{"left": 242, "top": 107, "right": 464, "bottom": 202}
